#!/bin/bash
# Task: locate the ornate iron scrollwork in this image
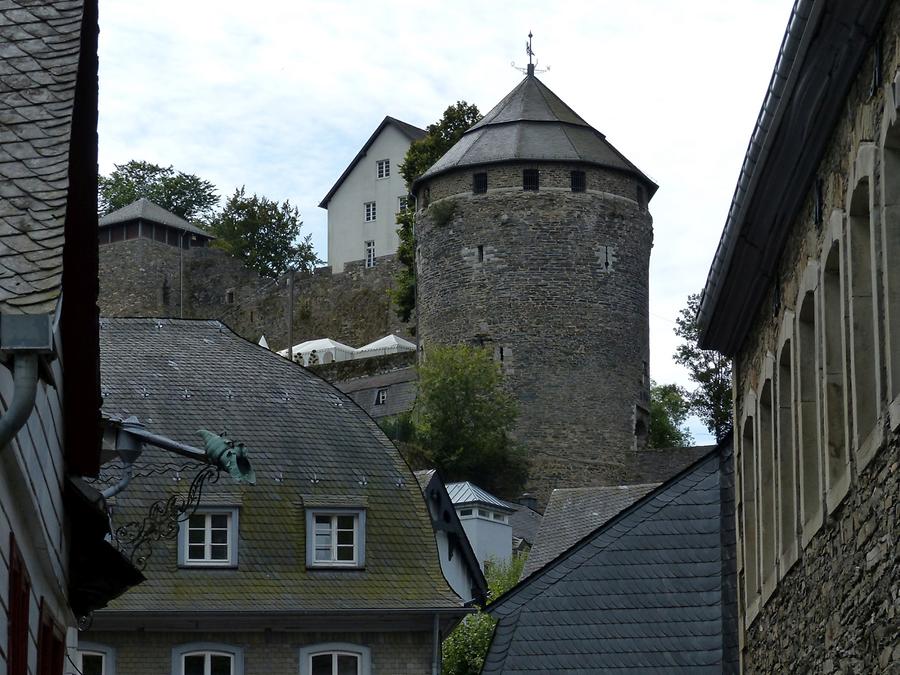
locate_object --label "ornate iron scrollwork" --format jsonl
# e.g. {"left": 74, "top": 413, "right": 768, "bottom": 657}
{"left": 113, "top": 464, "right": 221, "bottom": 570}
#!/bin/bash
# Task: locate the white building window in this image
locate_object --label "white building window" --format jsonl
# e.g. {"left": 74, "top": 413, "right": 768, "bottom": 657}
{"left": 376, "top": 159, "right": 390, "bottom": 179}
{"left": 172, "top": 643, "right": 243, "bottom": 675}
{"left": 305, "top": 510, "right": 366, "bottom": 568}
{"left": 364, "top": 201, "right": 376, "bottom": 222}
{"left": 398, "top": 195, "right": 409, "bottom": 213}
{"left": 300, "top": 644, "right": 371, "bottom": 675}
{"left": 78, "top": 643, "right": 115, "bottom": 675}
{"left": 365, "top": 240, "right": 376, "bottom": 268}
{"left": 178, "top": 508, "right": 239, "bottom": 567}
{"left": 375, "top": 389, "right": 387, "bottom": 405}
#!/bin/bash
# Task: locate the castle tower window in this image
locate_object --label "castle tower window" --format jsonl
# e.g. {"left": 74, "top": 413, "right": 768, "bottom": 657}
{"left": 473, "top": 172, "right": 487, "bottom": 194}
{"left": 797, "top": 290, "right": 821, "bottom": 543}
{"left": 570, "top": 171, "right": 586, "bottom": 192}
{"left": 822, "top": 241, "right": 849, "bottom": 510}
{"left": 477, "top": 245, "right": 484, "bottom": 262}
{"left": 225, "top": 289, "right": 235, "bottom": 305}
{"left": 523, "top": 169, "right": 539, "bottom": 191}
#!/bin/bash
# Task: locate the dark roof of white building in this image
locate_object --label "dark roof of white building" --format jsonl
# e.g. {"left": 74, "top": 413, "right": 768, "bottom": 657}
{"left": 319, "top": 116, "right": 425, "bottom": 208}
{"left": 483, "top": 438, "right": 738, "bottom": 674}
{"left": 99, "top": 198, "right": 212, "bottom": 238}
{"left": 414, "top": 73, "right": 657, "bottom": 195}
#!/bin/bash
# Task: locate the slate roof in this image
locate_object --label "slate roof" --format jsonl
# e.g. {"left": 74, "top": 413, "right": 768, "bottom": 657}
{"left": 96, "top": 318, "right": 463, "bottom": 615}
{"left": 337, "top": 367, "right": 418, "bottom": 420}
{"left": 0, "top": 0, "right": 84, "bottom": 313}
{"left": 446, "top": 481, "right": 515, "bottom": 513}
{"left": 484, "top": 440, "right": 738, "bottom": 674}
{"left": 415, "top": 73, "right": 657, "bottom": 195}
{"left": 99, "top": 198, "right": 212, "bottom": 238}
{"left": 505, "top": 503, "right": 542, "bottom": 551}
{"left": 521, "top": 483, "right": 658, "bottom": 578}
{"left": 319, "top": 116, "right": 425, "bottom": 208}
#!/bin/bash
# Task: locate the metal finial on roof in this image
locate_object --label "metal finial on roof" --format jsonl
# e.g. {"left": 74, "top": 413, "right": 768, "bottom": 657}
{"left": 512, "top": 31, "right": 549, "bottom": 77}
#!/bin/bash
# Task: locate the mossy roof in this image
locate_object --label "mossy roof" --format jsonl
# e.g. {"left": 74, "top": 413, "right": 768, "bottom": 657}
{"left": 96, "top": 318, "right": 463, "bottom": 614}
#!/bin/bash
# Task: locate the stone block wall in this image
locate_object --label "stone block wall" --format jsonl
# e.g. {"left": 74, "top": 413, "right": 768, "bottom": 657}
{"left": 83, "top": 627, "right": 434, "bottom": 674}
{"left": 415, "top": 162, "right": 652, "bottom": 498}
{"left": 732, "top": 4, "right": 900, "bottom": 671}
{"left": 99, "top": 239, "right": 410, "bottom": 353}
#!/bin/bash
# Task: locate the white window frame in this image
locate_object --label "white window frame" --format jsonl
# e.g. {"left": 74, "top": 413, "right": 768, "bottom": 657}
{"left": 77, "top": 642, "right": 116, "bottom": 675}
{"left": 299, "top": 643, "right": 371, "bottom": 675}
{"left": 172, "top": 643, "right": 243, "bottom": 675}
{"left": 364, "top": 240, "right": 376, "bottom": 269}
{"left": 177, "top": 507, "right": 239, "bottom": 568}
{"left": 376, "top": 159, "right": 390, "bottom": 179}
{"left": 305, "top": 509, "right": 366, "bottom": 569}
{"left": 364, "top": 201, "right": 376, "bottom": 222}
{"left": 375, "top": 389, "right": 387, "bottom": 405}
{"left": 398, "top": 195, "right": 409, "bottom": 213}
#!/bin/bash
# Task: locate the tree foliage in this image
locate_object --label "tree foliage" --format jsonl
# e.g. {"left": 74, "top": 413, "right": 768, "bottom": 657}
{"left": 442, "top": 554, "right": 527, "bottom": 675}
{"left": 99, "top": 160, "right": 219, "bottom": 222}
{"left": 673, "top": 293, "right": 733, "bottom": 441}
{"left": 408, "top": 344, "right": 527, "bottom": 497}
{"left": 208, "top": 187, "right": 320, "bottom": 278}
{"left": 391, "top": 102, "right": 482, "bottom": 322}
{"left": 649, "top": 381, "right": 693, "bottom": 448}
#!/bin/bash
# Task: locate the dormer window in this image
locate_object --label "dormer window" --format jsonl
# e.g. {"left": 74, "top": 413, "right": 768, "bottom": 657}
{"left": 523, "top": 169, "right": 539, "bottom": 191}
{"left": 375, "top": 389, "right": 387, "bottom": 405}
{"left": 473, "top": 172, "right": 488, "bottom": 194}
{"left": 306, "top": 509, "right": 366, "bottom": 568}
{"left": 178, "top": 508, "right": 239, "bottom": 567}
{"left": 376, "top": 159, "right": 390, "bottom": 179}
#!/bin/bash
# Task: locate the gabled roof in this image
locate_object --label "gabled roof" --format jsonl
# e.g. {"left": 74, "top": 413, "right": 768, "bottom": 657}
{"left": 0, "top": 0, "right": 88, "bottom": 314}
{"left": 415, "top": 73, "right": 657, "bottom": 194}
{"left": 95, "top": 319, "right": 463, "bottom": 616}
{"left": 521, "top": 483, "right": 658, "bottom": 578}
{"left": 318, "top": 116, "right": 425, "bottom": 208}
{"left": 699, "top": 0, "right": 891, "bottom": 354}
{"left": 99, "top": 198, "right": 212, "bottom": 239}
{"left": 483, "top": 438, "right": 738, "bottom": 674}
{"left": 446, "top": 481, "right": 515, "bottom": 513}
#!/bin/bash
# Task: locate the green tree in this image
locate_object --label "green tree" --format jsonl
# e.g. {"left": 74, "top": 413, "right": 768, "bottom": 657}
{"left": 390, "top": 102, "right": 482, "bottom": 322}
{"left": 99, "top": 160, "right": 219, "bottom": 221}
{"left": 442, "top": 554, "right": 526, "bottom": 675}
{"left": 649, "top": 381, "right": 693, "bottom": 448}
{"left": 411, "top": 344, "right": 527, "bottom": 497}
{"left": 674, "top": 293, "right": 733, "bottom": 441}
{"left": 208, "top": 187, "right": 320, "bottom": 278}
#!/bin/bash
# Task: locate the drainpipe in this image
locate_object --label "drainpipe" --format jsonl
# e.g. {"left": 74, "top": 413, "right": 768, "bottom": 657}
{"left": 431, "top": 613, "right": 440, "bottom": 675}
{"left": 0, "top": 315, "right": 54, "bottom": 452}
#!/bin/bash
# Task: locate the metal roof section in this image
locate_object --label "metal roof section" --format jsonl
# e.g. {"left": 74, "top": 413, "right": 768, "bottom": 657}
{"left": 415, "top": 73, "right": 657, "bottom": 194}
{"left": 99, "top": 198, "right": 213, "bottom": 238}
{"left": 318, "top": 116, "right": 426, "bottom": 208}
{"left": 698, "top": 0, "right": 891, "bottom": 354}
{"left": 95, "top": 318, "right": 464, "bottom": 614}
{"left": 446, "top": 481, "right": 515, "bottom": 513}
{"left": 483, "top": 439, "right": 738, "bottom": 673}
{"left": 521, "top": 483, "right": 658, "bottom": 578}
{"left": 0, "top": 0, "right": 84, "bottom": 314}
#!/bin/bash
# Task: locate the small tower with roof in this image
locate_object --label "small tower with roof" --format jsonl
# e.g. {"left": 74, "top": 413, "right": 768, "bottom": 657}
{"left": 412, "top": 50, "right": 657, "bottom": 494}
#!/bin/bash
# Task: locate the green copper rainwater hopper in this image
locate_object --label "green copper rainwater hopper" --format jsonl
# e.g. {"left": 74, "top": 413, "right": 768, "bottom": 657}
{"left": 198, "top": 429, "right": 256, "bottom": 484}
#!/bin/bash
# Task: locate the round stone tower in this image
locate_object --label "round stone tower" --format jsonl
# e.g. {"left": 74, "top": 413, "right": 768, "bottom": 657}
{"left": 412, "top": 68, "right": 657, "bottom": 493}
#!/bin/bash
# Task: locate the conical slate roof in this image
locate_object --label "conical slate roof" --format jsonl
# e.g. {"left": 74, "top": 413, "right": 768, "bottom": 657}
{"left": 415, "top": 73, "right": 656, "bottom": 193}
{"left": 99, "top": 198, "right": 212, "bottom": 238}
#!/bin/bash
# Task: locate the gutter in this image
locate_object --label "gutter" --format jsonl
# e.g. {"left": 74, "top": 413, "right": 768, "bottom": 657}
{"left": 697, "top": 0, "right": 814, "bottom": 343}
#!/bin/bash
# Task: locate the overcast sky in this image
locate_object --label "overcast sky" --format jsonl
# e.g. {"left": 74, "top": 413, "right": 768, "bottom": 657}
{"left": 98, "top": 0, "right": 796, "bottom": 443}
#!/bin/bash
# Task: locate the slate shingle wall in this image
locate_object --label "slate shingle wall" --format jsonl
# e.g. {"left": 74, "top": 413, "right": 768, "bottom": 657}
{"left": 416, "top": 164, "right": 652, "bottom": 499}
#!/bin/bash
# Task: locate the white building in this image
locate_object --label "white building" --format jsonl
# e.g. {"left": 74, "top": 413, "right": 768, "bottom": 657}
{"left": 320, "top": 116, "right": 425, "bottom": 273}
{"left": 446, "top": 481, "right": 514, "bottom": 570}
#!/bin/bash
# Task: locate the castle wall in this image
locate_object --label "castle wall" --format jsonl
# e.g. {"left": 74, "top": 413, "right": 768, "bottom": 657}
{"left": 99, "top": 239, "right": 409, "bottom": 352}
{"left": 732, "top": 5, "right": 900, "bottom": 670}
{"left": 416, "top": 162, "right": 652, "bottom": 496}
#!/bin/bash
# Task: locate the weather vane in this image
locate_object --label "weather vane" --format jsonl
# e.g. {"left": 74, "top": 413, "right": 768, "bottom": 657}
{"left": 512, "top": 30, "right": 550, "bottom": 76}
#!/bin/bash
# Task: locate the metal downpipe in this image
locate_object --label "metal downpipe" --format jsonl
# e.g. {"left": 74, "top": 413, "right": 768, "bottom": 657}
{"left": 0, "top": 354, "right": 40, "bottom": 452}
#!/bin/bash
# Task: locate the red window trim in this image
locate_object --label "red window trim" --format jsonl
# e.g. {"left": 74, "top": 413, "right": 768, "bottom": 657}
{"left": 8, "top": 532, "right": 31, "bottom": 675}
{"left": 37, "top": 598, "right": 65, "bottom": 675}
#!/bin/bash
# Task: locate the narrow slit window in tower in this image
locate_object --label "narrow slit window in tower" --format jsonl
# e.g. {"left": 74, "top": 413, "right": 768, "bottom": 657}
{"left": 477, "top": 245, "right": 484, "bottom": 262}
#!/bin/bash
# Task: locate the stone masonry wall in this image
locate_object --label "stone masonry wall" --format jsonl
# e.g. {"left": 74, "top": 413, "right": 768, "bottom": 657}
{"left": 416, "top": 162, "right": 652, "bottom": 499}
{"left": 99, "top": 239, "right": 409, "bottom": 353}
{"left": 84, "top": 628, "right": 434, "bottom": 674}
{"left": 734, "top": 4, "right": 900, "bottom": 671}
